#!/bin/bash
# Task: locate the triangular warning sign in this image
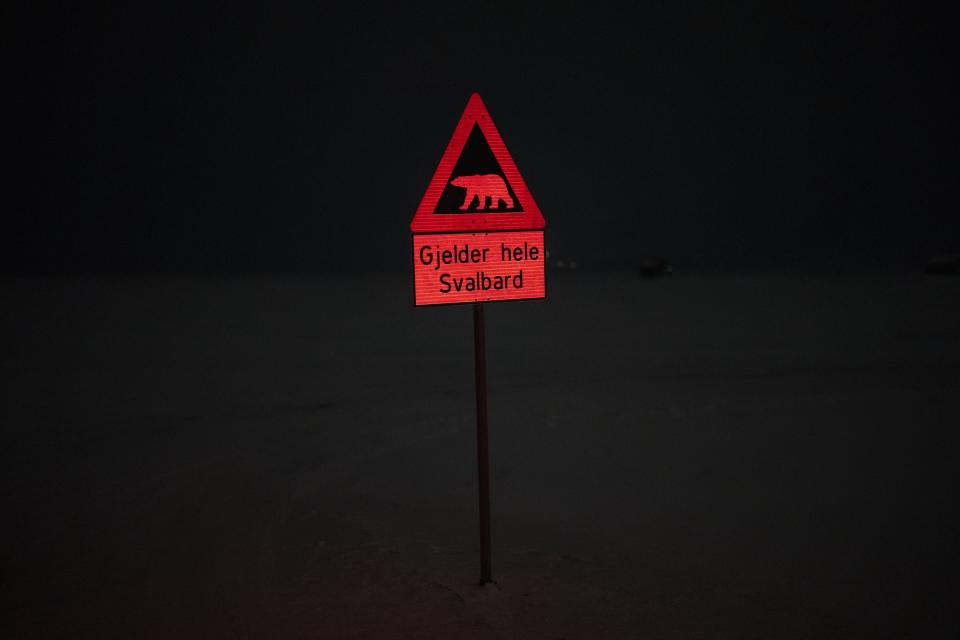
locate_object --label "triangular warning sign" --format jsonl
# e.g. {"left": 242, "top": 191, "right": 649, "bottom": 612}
{"left": 411, "top": 93, "right": 545, "bottom": 233}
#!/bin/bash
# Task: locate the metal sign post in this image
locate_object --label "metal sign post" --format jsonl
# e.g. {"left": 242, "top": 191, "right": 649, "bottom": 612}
{"left": 473, "top": 303, "right": 492, "bottom": 584}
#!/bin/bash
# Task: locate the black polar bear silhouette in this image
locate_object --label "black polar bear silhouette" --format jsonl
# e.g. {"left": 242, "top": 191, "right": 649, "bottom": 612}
{"left": 451, "top": 174, "right": 515, "bottom": 210}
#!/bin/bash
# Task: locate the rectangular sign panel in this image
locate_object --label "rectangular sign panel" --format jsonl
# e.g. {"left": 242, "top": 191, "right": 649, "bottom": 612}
{"left": 412, "top": 231, "right": 545, "bottom": 306}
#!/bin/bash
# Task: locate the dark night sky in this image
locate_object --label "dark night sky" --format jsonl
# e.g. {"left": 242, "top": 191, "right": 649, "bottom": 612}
{"left": 6, "top": 2, "right": 956, "bottom": 273}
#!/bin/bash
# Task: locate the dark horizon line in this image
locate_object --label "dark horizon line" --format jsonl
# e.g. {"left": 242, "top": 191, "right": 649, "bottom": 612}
{"left": 2, "top": 264, "right": 951, "bottom": 279}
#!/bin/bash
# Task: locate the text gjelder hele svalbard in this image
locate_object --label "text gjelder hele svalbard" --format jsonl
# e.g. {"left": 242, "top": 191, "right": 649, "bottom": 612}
{"left": 418, "top": 241, "right": 539, "bottom": 293}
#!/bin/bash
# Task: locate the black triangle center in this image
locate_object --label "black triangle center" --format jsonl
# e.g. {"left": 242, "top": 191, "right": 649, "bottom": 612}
{"left": 433, "top": 124, "right": 523, "bottom": 214}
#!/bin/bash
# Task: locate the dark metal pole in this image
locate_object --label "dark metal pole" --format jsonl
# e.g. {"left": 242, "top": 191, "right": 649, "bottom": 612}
{"left": 473, "top": 302, "right": 492, "bottom": 584}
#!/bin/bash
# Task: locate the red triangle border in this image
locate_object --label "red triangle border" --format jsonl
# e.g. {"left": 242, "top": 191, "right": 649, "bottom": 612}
{"left": 410, "top": 93, "right": 545, "bottom": 233}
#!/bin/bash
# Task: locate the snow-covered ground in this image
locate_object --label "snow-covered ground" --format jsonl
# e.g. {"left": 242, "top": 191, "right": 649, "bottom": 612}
{"left": 3, "top": 274, "right": 958, "bottom": 638}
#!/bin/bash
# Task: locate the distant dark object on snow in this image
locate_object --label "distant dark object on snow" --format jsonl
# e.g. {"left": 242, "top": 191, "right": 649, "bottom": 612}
{"left": 547, "top": 251, "right": 579, "bottom": 272}
{"left": 637, "top": 257, "right": 673, "bottom": 278}
{"left": 925, "top": 255, "right": 960, "bottom": 275}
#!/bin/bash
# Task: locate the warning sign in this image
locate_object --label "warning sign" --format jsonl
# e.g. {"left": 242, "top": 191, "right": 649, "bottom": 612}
{"left": 411, "top": 94, "right": 547, "bottom": 307}
{"left": 410, "top": 93, "right": 545, "bottom": 234}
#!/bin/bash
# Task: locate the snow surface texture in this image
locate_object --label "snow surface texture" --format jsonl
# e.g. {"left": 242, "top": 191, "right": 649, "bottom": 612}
{"left": 2, "top": 275, "right": 958, "bottom": 638}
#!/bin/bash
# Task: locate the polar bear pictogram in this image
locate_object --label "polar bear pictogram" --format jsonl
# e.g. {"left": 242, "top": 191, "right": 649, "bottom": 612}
{"left": 451, "top": 174, "right": 515, "bottom": 210}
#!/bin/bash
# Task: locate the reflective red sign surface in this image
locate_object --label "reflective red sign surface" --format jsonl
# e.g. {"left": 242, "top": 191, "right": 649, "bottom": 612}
{"left": 410, "top": 93, "right": 545, "bottom": 234}
{"left": 411, "top": 94, "right": 546, "bottom": 306}
{"left": 413, "top": 231, "right": 545, "bottom": 306}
